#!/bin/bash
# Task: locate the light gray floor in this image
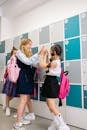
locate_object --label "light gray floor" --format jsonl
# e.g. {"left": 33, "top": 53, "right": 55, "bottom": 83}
{"left": 0, "top": 106, "right": 84, "bottom": 130}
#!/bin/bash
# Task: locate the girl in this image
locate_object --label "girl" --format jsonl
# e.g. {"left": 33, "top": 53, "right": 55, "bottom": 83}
{"left": 39, "top": 44, "right": 70, "bottom": 130}
{"left": 12, "top": 39, "right": 40, "bottom": 130}
{"left": 2, "top": 46, "right": 37, "bottom": 120}
{"left": 2, "top": 47, "right": 18, "bottom": 116}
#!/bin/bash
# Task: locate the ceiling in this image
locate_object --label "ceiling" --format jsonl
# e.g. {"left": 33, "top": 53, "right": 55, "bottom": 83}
{"left": 0, "top": 0, "right": 52, "bottom": 18}
{"left": 0, "top": 0, "right": 8, "bottom": 6}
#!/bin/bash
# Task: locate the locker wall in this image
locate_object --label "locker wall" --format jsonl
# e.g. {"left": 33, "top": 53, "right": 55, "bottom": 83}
{"left": 0, "top": 11, "right": 87, "bottom": 129}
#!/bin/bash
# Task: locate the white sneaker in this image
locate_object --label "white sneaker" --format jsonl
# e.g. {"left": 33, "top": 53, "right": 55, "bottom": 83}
{"left": 21, "top": 118, "right": 31, "bottom": 125}
{"left": 24, "top": 113, "right": 35, "bottom": 121}
{"left": 48, "top": 121, "right": 57, "bottom": 130}
{"left": 6, "top": 107, "right": 10, "bottom": 116}
{"left": 12, "top": 123, "right": 25, "bottom": 130}
{"left": 59, "top": 124, "right": 70, "bottom": 130}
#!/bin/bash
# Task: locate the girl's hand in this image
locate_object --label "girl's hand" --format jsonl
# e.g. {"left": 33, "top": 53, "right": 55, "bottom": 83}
{"left": 39, "top": 46, "right": 47, "bottom": 55}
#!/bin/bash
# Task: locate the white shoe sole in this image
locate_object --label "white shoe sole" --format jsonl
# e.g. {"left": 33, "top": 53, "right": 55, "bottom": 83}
{"left": 59, "top": 125, "right": 70, "bottom": 130}
{"left": 12, "top": 127, "right": 25, "bottom": 130}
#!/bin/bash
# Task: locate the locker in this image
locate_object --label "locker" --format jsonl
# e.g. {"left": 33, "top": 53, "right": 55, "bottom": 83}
{"left": 65, "top": 38, "right": 80, "bottom": 60}
{"left": 66, "top": 85, "right": 82, "bottom": 108}
{"left": 39, "top": 26, "right": 50, "bottom": 44}
{"left": 64, "top": 15, "right": 80, "bottom": 38}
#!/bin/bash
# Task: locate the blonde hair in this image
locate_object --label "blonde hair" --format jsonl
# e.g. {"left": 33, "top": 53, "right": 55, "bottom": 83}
{"left": 20, "top": 38, "right": 32, "bottom": 57}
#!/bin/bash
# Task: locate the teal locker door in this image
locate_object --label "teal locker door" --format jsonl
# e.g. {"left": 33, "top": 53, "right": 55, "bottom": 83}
{"left": 6, "top": 53, "right": 10, "bottom": 65}
{"left": 66, "top": 85, "right": 82, "bottom": 108}
{"left": 65, "top": 38, "right": 80, "bottom": 60}
{"left": 0, "top": 41, "right": 5, "bottom": 53}
{"left": 64, "top": 15, "right": 80, "bottom": 38}
{"left": 32, "top": 47, "right": 38, "bottom": 54}
{"left": 61, "top": 62, "right": 64, "bottom": 70}
{"left": 84, "top": 86, "right": 87, "bottom": 109}
{"left": 40, "top": 87, "right": 46, "bottom": 102}
{"left": 22, "top": 33, "right": 28, "bottom": 39}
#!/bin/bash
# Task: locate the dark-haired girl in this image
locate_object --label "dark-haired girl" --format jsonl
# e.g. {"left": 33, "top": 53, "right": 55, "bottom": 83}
{"left": 2, "top": 47, "right": 18, "bottom": 116}
{"left": 39, "top": 45, "right": 70, "bottom": 130}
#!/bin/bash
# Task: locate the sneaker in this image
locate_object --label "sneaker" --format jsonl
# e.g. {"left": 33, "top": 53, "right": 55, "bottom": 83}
{"left": 48, "top": 121, "right": 57, "bottom": 130}
{"left": 24, "top": 113, "right": 35, "bottom": 121}
{"left": 21, "top": 118, "right": 31, "bottom": 125}
{"left": 6, "top": 107, "right": 10, "bottom": 116}
{"left": 12, "top": 123, "right": 25, "bottom": 130}
{"left": 59, "top": 124, "right": 70, "bottom": 130}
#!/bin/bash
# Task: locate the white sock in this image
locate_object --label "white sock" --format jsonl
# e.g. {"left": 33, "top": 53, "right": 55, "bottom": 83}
{"left": 53, "top": 115, "right": 59, "bottom": 124}
{"left": 29, "top": 112, "right": 34, "bottom": 115}
{"left": 54, "top": 113, "right": 65, "bottom": 126}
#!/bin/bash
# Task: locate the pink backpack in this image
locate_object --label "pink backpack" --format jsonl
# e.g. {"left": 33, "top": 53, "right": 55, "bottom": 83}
{"left": 58, "top": 70, "right": 70, "bottom": 99}
{"left": 7, "top": 56, "right": 20, "bottom": 83}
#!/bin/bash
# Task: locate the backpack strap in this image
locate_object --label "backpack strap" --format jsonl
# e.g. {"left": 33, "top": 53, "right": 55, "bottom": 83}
{"left": 59, "top": 98, "right": 62, "bottom": 107}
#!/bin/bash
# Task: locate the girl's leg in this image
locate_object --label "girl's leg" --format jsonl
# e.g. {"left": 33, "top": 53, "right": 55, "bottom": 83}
{"left": 46, "top": 98, "right": 60, "bottom": 115}
{"left": 13, "top": 94, "right": 30, "bottom": 130}
{"left": 24, "top": 95, "right": 35, "bottom": 120}
{"left": 46, "top": 98, "right": 70, "bottom": 130}
{"left": 2, "top": 94, "right": 6, "bottom": 110}
{"left": 5, "top": 96, "right": 13, "bottom": 116}
{"left": 17, "top": 94, "right": 28, "bottom": 122}
{"left": 6, "top": 96, "right": 13, "bottom": 108}
{"left": 27, "top": 95, "right": 33, "bottom": 113}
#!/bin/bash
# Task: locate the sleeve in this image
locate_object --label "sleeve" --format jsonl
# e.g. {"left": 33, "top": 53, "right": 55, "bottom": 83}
{"left": 47, "top": 60, "right": 61, "bottom": 76}
{"left": 16, "top": 50, "right": 39, "bottom": 65}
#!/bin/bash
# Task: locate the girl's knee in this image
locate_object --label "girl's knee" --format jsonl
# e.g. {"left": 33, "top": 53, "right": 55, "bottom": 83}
{"left": 21, "top": 97, "right": 28, "bottom": 104}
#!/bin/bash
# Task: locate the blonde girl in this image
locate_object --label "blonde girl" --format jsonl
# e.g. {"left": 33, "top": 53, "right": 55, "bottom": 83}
{"left": 13, "top": 39, "right": 39, "bottom": 130}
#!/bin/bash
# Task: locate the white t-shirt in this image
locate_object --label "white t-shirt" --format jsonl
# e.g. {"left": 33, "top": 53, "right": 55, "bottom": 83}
{"left": 47, "top": 59, "right": 61, "bottom": 77}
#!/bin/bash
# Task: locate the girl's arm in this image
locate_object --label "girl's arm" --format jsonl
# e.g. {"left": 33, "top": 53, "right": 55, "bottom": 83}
{"left": 39, "top": 54, "right": 57, "bottom": 69}
{"left": 16, "top": 50, "right": 39, "bottom": 65}
{"left": 39, "top": 55, "right": 48, "bottom": 68}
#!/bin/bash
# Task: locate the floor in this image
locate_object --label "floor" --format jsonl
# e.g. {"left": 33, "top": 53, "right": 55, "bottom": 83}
{"left": 0, "top": 106, "right": 84, "bottom": 130}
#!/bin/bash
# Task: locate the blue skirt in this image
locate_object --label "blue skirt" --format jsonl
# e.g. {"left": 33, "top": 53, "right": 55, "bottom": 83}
{"left": 2, "top": 77, "right": 18, "bottom": 97}
{"left": 16, "top": 70, "right": 34, "bottom": 95}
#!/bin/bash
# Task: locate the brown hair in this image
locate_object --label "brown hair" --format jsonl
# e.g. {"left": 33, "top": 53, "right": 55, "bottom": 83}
{"left": 20, "top": 38, "right": 32, "bottom": 57}
{"left": 51, "top": 44, "right": 62, "bottom": 56}
{"left": 10, "top": 46, "right": 17, "bottom": 57}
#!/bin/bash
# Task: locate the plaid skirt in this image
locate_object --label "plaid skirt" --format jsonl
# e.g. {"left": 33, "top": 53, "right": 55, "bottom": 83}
{"left": 2, "top": 77, "right": 18, "bottom": 97}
